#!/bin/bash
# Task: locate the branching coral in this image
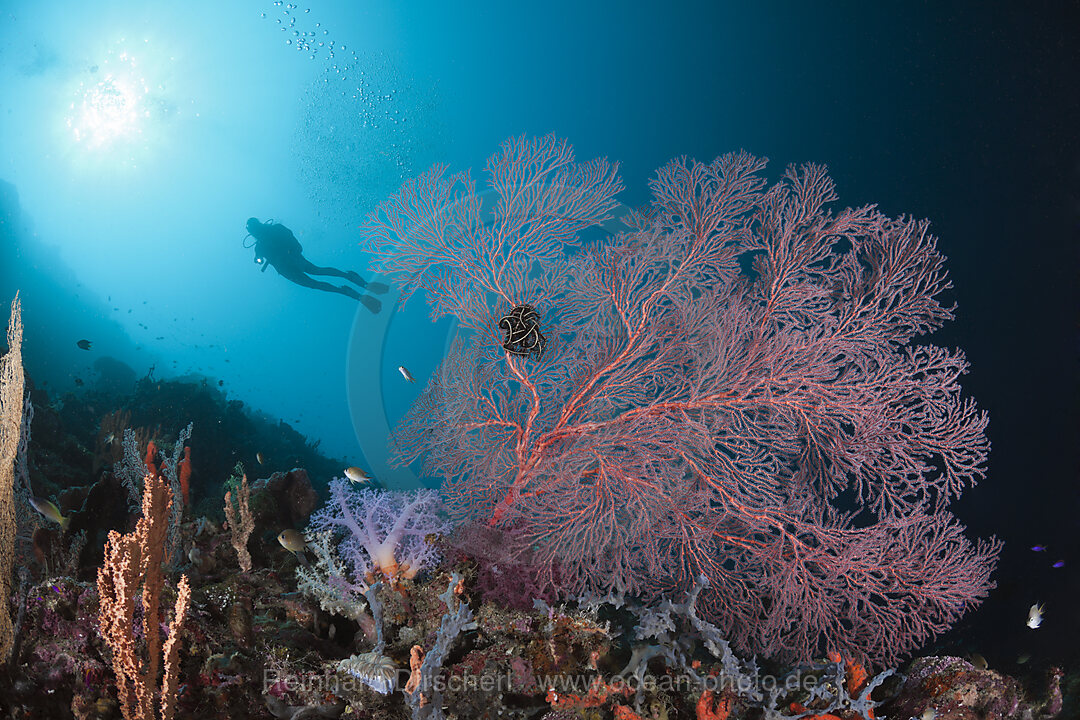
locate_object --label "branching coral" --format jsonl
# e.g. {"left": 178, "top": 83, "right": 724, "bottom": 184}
{"left": 296, "top": 529, "right": 370, "bottom": 622}
{"left": 0, "top": 293, "right": 24, "bottom": 661}
{"left": 306, "top": 479, "right": 450, "bottom": 583}
{"left": 96, "top": 466, "right": 191, "bottom": 720}
{"left": 223, "top": 473, "right": 254, "bottom": 572}
{"left": 361, "top": 135, "right": 999, "bottom": 665}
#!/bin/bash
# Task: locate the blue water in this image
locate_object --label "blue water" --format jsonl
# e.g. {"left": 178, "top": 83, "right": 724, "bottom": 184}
{"left": 0, "top": 0, "right": 1076, "bottom": 668}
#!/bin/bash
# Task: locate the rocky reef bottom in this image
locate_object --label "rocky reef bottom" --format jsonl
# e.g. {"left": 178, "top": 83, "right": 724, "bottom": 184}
{"left": 0, "top": 377, "right": 1073, "bottom": 720}
{"left": 0, "top": 492, "right": 1071, "bottom": 720}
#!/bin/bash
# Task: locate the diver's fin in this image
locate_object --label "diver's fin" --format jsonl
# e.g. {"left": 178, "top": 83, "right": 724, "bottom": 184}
{"left": 359, "top": 295, "right": 381, "bottom": 314}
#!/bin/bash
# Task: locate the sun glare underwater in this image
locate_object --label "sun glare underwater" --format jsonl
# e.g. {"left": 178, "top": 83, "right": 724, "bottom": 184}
{"left": 59, "top": 36, "right": 188, "bottom": 175}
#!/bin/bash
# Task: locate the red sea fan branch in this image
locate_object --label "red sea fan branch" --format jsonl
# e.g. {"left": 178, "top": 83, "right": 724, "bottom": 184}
{"left": 369, "top": 136, "right": 999, "bottom": 666}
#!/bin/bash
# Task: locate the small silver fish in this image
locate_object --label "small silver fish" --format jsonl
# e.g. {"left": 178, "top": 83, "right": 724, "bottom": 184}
{"left": 257, "top": 452, "right": 265, "bottom": 465}
{"left": 398, "top": 365, "right": 415, "bottom": 383}
{"left": 30, "top": 497, "right": 70, "bottom": 530}
{"left": 1027, "top": 603, "right": 1044, "bottom": 629}
{"left": 104, "top": 432, "right": 116, "bottom": 446}
{"left": 344, "top": 466, "right": 371, "bottom": 485}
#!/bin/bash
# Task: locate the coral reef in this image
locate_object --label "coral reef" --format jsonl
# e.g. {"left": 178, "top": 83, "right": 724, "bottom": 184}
{"left": 224, "top": 473, "right": 254, "bottom": 573}
{"left": 360, "top": 135, "right": 999, "bottom": 665}
{"left": 881, "top": 656, "right": 1064, "bottom": 720}
{"left": 0, "top": 294, "right": 23, "bottom": 661}
{"left": 0, "top": 139, "right": 1071, "bottom": 719}
{"left": 96, "top": 465, "right": 191, "bottom": 720}
{"left": 306, "top": 479, "right": 450, "bottom": 582}
{"left": 0, "top": 433, "right": 1071, "bottom": 720}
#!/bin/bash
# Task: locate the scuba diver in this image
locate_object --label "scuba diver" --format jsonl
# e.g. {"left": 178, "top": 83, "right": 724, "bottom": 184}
{"left": 244, "top": 217, "right": 389, "bottom": 313}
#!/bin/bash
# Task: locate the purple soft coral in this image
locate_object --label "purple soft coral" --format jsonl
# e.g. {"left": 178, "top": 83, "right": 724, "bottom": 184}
{"left": 307, "top": 479, "right": 450, "bottom": 581}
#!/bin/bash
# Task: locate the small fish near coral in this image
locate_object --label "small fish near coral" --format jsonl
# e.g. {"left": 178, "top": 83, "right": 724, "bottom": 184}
{"left": 30, "top": 496, "right": 70, "bottom": 530}
{"left": 1027, "top": 603, "right": 1045, "bottom": 629}
{"left": 344, "top": 467, "right": 371, "bottom": 485}
{"left": 277, "top": 529, "right": 310, "bottom": 566}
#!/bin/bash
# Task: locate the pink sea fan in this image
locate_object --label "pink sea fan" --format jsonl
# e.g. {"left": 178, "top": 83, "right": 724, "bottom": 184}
{"left": 360, "top": 135, "right": 1000, "bottom": 666}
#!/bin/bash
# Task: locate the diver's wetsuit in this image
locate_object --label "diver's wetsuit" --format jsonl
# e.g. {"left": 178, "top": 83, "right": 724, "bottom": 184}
{"left": 247, "top": 218, "right": 386, "bottom": 312}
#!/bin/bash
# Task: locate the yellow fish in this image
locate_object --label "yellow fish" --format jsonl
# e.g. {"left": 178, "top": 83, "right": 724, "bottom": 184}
{"left": 397, "top": 365, "right": 415, "bottom": 383}
{"left": 344, "top": 467, "right": 371, "bottom": 485}
{"left": 277, "top": 529, "right": 306, "bottom": 553}
{"left": 30, "top": 497, "right": 70, "bottom": 531}
{"left": 277, "top": 530, "right": 309, "bottom": 567}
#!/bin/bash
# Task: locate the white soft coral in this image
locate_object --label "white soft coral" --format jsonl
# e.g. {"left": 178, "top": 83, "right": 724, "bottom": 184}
{"left": 307, "top": 478, "right": 450, "bottom": 582}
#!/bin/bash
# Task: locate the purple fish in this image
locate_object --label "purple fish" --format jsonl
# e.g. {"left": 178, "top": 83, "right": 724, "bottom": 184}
{"left": 1031, "top": 545, "right": 1047, "bottom": 552}
{"left": 1052, "top": 560, "right": 1065, "bottom": 568}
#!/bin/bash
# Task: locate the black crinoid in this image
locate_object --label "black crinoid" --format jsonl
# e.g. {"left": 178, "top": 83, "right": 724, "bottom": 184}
{"left": 498, "top": 304, "right": 546, "bottom": 359}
